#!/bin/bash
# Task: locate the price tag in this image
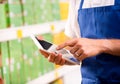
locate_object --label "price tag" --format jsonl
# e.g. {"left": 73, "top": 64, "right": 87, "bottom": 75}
{"left": 50, "top": 25, "right": 55, "bottom": 31}
{"left": 17, "top": 29, "right": 23, "bottom": 39}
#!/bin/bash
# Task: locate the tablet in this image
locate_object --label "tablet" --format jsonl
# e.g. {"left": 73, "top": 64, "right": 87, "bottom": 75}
{"left": 31, "top": 35, "right": 80, "bottom": 65}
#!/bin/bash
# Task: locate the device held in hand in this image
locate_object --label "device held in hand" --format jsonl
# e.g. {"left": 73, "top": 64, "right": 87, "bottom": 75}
{"left": 31, "top": 35, "right": 80, "bottom": 65}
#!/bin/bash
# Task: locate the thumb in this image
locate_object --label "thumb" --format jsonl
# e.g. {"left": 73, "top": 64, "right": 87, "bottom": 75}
{"left": 39, "top": 49, "right": 50, "bottom": 58}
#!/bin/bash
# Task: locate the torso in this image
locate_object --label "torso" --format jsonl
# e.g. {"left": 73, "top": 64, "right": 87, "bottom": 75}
{"left": 78, "top": 0, "right": 120, "bottom": 83}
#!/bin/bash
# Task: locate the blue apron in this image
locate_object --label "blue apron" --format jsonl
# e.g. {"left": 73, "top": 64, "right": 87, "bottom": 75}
{"left": 78, "top": 0, "right": 120, "bottom": 84}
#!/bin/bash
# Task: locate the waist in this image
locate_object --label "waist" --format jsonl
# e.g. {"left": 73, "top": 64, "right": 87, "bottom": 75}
{"left": 81, "top": 53, "right": 120, "bottom": 81}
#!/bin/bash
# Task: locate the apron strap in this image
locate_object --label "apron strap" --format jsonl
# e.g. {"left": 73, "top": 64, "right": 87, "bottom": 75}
{"left": 80, "top": 0, "right": 84, "bottom": 9}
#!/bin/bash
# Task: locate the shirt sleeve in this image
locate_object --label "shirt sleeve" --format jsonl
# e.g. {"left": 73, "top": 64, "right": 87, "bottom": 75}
{"left": 64, "top": 0, "right": 81, "bottom": 38}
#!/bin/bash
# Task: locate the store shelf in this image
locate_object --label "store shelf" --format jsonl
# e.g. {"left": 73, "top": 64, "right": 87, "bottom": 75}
{"left": 0, "top": 20, "right": 66, "bottom": 42}
{"left": 1, "top": 20, "right": 81, "bottom": 84}
{"left": 27, "top": 65, "right": 80, "bottom": 84}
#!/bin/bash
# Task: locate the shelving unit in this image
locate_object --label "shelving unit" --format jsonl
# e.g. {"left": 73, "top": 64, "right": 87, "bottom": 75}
{"left": 0, "top": 20, "right": 66, "bottom": 42}
{"left": 27, "top": 65, "right": 80, "bottom": 84}
{"left": 0, "top": 20, "right": 81, "bottom": 84}
{"left": 0, "top": 0, "right": 82, "bottom": 84}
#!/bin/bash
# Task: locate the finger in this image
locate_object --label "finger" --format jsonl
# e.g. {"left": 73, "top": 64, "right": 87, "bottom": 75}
{"left": 70, "top": 45, "right": 80, "bottom": 54}
{"left": 54, "top": 54, "right": 62, "bottom": 65}
{"left": 60, "top": 59, "right": 66, "bottom": 65}
{"left": 48, "top": 53, "right": 56, "bottom": 63}
{"left": 78, "top": 53, "right": 87, "bottom": 61}
{"left": 57, "top": 39, "right": 77, "bottom": 50}
{"left": 39, "top": 49, "right": 50, "bottom": 58}
{"left": 36, "top": 36, "right": 43, "bottom": 40}
{"left": 74, "top": 48, "right": 83, "bottom": 57}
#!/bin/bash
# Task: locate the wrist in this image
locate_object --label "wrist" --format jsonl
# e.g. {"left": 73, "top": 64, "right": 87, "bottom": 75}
{"left": 99, "top": 39, "right": 112, "bottom": 54}
{"left": 92, "top": 39, "right": 111, "bottom": 54}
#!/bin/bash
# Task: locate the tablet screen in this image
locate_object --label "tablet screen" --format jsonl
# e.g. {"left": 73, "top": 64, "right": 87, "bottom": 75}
{"left": 36, "top": 37, "right": 52, "bottom": 50}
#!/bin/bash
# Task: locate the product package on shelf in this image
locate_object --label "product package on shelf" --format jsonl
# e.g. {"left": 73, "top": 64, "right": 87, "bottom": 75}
{"left": 51, "top": 0, "right": 60, "bottom": 21}
{"left": 1, "top": 42, "right": 10, "bottom": 84}
{"left": 0, "top": 3, "right": 10, "bottom": 84}
{"left": 22, "top": 38, "right": 34, "bottom": 82}
{"left": 7, "top": 0, "right": 23, "bottom": 27}
{"left": 32, "top": 41, "right": 41, "bottom": 79}
{"left": 8, "top": 39, "right": 24, "bottom": 84}
{"left": 34, "top": 0, "right": 53, "bottom": 23}
{"left": 0, "top": 3, "right": 7, "bottom": 29}
{"left": 59, "top": 0, "right": 69, "bottom": 20}
{"left": 6, "top": 0, "right": 25, "bottom": 84}
{"left": 21, "top": 0, "right": 35, "bottom": 25}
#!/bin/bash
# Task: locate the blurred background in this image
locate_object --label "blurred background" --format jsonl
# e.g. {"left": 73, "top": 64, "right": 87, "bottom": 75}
{"left": 0, "top": 0, "right": 81, "bottom": 84}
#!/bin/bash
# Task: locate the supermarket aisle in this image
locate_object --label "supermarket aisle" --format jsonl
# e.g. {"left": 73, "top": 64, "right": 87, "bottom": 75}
{"left": 0, "top": 0, "right": 78, "bottom": 84}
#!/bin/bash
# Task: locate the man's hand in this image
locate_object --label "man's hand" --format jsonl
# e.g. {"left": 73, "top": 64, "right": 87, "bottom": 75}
{"left": 39, "top": 49, "right": 77, "bottom": 65}
{"left": 39, "top": 37, "right": 120, "bottom": 64}
{"left": 39, "top": 49, "right": 66, "bottom": 65}
{"left": 57, "top": 38, "right": 107, "bottom": 61}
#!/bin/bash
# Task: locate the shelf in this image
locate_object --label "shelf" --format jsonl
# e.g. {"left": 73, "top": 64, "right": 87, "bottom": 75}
{"left": 0, "top": 20, "right": 66, "bottom": 42}
{"left": 1, "top": 20, "right": 80, "bottom": 84}
{"left": 27, "top": 65, "right": 80, "bottom": 84}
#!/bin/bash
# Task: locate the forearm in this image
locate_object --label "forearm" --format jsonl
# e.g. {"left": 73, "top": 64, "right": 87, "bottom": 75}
{"left": 98, "top": 39, "right": 120, "bottom": 56}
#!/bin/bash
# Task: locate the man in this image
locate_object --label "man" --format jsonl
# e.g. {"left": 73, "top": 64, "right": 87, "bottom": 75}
{"left": 40, "top": 0, "right": 120, "bottom": 84}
